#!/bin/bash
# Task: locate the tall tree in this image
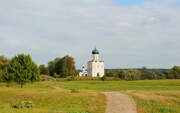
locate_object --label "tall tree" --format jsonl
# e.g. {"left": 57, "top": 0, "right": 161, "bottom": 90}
{"left": 0, "top": 56, "right": 10, "bottom": 81}
{"left": 55, "top": 56, "right": 76, "bottom": 77}
{"left": 39, "top": 64, "right": 49, "bottom": 75}
{"left": 48, "top": 57, "right": 61, "bottom": 76}
{"left": 6, "top": 54, "right": 40, "bottom": 88}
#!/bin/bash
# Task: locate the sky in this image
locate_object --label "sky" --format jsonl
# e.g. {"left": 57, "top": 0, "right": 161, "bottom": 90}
{"left": 0, "top": 0, "right": 180, "bottom": 69}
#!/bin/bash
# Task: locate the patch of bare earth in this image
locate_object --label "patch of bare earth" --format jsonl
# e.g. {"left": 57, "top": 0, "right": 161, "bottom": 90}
{"left": 50, "top": 86, "right": 64, "bottom": 90}
{"left": 103, "top": 92, "right": 137, "bottom": 113}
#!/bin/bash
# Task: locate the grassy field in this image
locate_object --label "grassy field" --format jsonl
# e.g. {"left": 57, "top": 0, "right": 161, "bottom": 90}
{"left": 0, "top": 80, "right": 180, "bottom": 113}
{"left": 41, "top": 80, "right": 180, "bottom": 113}
{"left": 0, "top": 83, "right": 105, "bottom": 113}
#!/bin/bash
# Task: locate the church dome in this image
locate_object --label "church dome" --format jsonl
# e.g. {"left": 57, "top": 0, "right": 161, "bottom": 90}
{"left": 92, "top": 48, "right": 99, "bottom": 54}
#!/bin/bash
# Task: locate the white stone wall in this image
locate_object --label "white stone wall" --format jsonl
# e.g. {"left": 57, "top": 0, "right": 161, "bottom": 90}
{"left": 88, "top": 61, "right": 104, "bottom": 77}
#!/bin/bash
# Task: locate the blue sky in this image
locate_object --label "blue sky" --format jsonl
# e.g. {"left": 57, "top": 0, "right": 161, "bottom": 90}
{"left": 0, "top": 0, "right": 180, "bottom": 69}
{"left": 114, "top": 0, "right": 143, "bottom": 5}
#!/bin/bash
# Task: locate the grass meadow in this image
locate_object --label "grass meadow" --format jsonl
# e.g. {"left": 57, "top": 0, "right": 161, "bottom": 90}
{"left": 42, "top": 80, "right": 180, "bottom": 113}
{"left": 0, "top": 79, "right": 180, "bottom": 113}
{"left": 0, "top": 83, "right": 105, "bottom": 113}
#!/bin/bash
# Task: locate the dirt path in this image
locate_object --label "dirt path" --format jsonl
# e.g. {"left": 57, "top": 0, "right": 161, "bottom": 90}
{"left": 103, "top": 92, "right": 137, "bottom": 113}
{"left": 50, "top": 86, "right": 64, "bottom": 90}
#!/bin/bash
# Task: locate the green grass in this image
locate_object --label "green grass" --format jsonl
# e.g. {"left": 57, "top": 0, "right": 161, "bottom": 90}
{"left": 1, "top": 79, "right": 180, "bottom": 113}
{"left": 39, "top": 79, "right": 180, "bottom": 113}
{"left": 41, "top": 79, "right": 180, "bottom": 91}
{"left": 0, "top": 83, "right": 105, "bottom": 113}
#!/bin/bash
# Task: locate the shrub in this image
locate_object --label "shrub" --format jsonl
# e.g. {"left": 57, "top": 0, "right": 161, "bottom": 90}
{"left": 40, "top": 75, "right": 56, "bottom": 81}
{"left": 13, "top": 101, "right": 33, "bottom": 109}
{"left": 103, "top": 77, "right": 121, "bottom": 81}
{"left": 63, "top": 76, "right": 100, "bottom": 81}
{"left": 67, "top": 110, "right": 90, "bottom": 113}
{"left": 101, "top": 76, "right": 106, "bottom": 81}
{"left": 71, "top": 88, "right": 79, "bottom": 93}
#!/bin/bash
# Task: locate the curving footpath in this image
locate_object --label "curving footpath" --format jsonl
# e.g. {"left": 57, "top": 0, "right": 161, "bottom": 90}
{"left": 103, "top": 92, "right": 137, "bottom": 113}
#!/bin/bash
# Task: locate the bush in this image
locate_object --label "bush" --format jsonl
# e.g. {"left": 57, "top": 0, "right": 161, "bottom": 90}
{"left": 101, "top": 76, "right": 106, "bottom": 81}
{"left": 102, "top": 77, "right": 121, "bottom": 81}
{"left": 13, "top": 101, "right": 33, "bottom": 109}
{"left": 71, "top": 88, "right": 79, "bottom": 93}
{"left": 73, "top": 77, "right": 100, "bottom": 81}
{"left": 40, "top": 75, "right": 56, "bottom": 81}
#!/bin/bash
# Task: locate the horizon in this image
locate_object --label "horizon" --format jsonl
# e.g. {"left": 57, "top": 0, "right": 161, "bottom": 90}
{"left": 0, "top": 0, "right": 180, "bottom": 69}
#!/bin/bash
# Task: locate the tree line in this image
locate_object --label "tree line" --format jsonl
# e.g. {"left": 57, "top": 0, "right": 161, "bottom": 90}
{"left": 105, "top": 66, "right": 180, "bottom": 80}
{"left": 0, "top": 54, "right": 180, "bottom": 87}
{"left": 0, "top": 54, "right": 76, "bottom": 88}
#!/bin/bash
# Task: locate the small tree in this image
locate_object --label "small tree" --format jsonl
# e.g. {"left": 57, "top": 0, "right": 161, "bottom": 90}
{"left": 6, "top": 54, "right": 40, "bottom": 88}
{"left": 122, "top": 69, "right": 141, "bottom": 81}
{"left": 48, "top": 57, "right": 62, "bottom": 76}
{"left": 146, "top": 71, "right": 157, "bottom": 80}
{"left": 169, "top": 66, "right": 180, "bottom": 79}
{"left": 116, "top": 69, "right": 124, "bottom": 79}
{"left": 106, "top": 70, "right": 116, "bottom": 77}
{"left": 140, "top": 67, "right": 148, "bottom": 80}
{"left": 157, "top": 73, "right": 166, "bottom": 79}
{"left": 39, "top": 64, "right": 49, "bottom": 75}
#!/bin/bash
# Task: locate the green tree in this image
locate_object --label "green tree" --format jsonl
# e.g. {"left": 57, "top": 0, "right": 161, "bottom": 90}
{"left": 146, "top": 71, "right": 157, "bottom": 80}
{"left": 169, "top": 66, "right": 180, "bottom": 79}
{"left": 106, "top": 70, "right": 116, "bottom": 77}
{"left": 6, "top": 54, "right": 40, "bottom": 88}
{"left": 39, "top": 64, "right": 49, "bottom": 75}
{"left": 48, "top": 57, "right": 61, "bottom": 76}
{"left": 0, "top": 56, "right": 10, "bottom": 81}
{"left": 140, "top": 67, "right": 148, "bottom": 80}
{"left": 157, "top": 73, "right": 166, "bottom": 79}
{"left": 122, "top": 69, "right": 141, "bottom": 81}
{"left": 115, "top": 69, "right": 123, "bottom": 78}
{"left": 55, "top": 56, "right": 76, "bottom": 77}
{"left": 2, "top": 69, "right": 14, "bottom": 87}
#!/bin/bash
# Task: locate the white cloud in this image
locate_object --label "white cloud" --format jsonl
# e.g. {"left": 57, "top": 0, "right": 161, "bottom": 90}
{"left": 0, "top": 0, "right": 180, "bottom": 68}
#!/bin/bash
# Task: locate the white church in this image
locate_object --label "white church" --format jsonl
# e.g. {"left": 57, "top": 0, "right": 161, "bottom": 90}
{"left": 79, "top": 47, "right": 105, "bottom": 77}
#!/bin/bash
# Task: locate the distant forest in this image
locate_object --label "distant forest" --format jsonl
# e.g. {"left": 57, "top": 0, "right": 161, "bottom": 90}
{"left": 78, "top": 69, "right": 169, "bottom": 74}
{"left": 105, "top": 69, "right": 169, "bottom": 74}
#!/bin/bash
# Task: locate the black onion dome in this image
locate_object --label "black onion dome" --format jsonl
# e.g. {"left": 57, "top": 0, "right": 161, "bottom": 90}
{"left": 92, "top": 48, "right": 99, "bottom": 54}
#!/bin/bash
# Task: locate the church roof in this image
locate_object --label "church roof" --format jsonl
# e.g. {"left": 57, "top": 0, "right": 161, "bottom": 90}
{"left": 92, "top": 48, "right": 99, "bottom": 54}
